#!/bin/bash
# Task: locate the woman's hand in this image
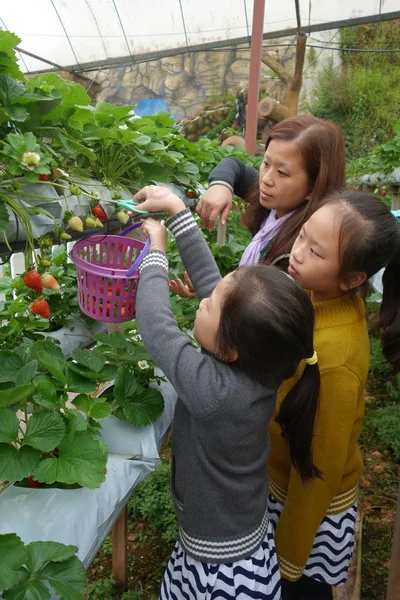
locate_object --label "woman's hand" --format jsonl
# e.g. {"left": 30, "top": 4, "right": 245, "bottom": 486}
{"left": 133, "top": 185, "right": 186, "bottom": 216}
{"left": 196, "top": 184, "right": 233, "bottom": 232}
{"left": 141, "top": 218, "right": 168, "bottom": 253}
{"left": 169, "top": 271, "right": 196, "bottom": 298}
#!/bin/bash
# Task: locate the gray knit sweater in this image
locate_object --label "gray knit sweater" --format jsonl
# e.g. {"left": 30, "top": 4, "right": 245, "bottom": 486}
{"left": 136, "top": 209, "right": 278, "bottom": 563}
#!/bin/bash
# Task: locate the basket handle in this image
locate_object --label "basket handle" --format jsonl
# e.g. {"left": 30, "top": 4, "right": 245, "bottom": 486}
{"left": 120, "top": 223, "right": 152, "bottom": 276}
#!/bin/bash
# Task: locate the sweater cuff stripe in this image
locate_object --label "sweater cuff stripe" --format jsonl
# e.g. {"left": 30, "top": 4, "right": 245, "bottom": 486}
{"left": 269, "top": 479, "right": 359, "bottom": 515}
{"left": 208, "top": 180, "right": 234, "bottom": 194}
{"left": 179, "top": 507, "right": 269, "bottom": 561}
{"left": 278, "top": 554, "right": 304, "bottom": 581}
{"left": 165, "top": 209, "right": 197, "bottom": 238}
{"left": 139, "top": 251, "right": 168, "bottom": 274}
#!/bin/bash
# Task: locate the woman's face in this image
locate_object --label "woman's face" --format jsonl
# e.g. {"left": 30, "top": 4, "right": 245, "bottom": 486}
{"left": 288, "top": 204, "right": 344, "bottom": 302}
{"left": 259, "top": 139, "right": 313, "bottom": 218}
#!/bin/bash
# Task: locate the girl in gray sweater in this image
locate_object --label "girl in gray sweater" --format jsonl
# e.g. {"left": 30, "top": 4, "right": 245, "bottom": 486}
{"left": 134, "top": 186, "right": 321, "bottom": 600}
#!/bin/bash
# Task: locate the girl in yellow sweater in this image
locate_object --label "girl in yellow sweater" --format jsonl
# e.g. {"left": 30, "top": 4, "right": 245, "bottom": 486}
{"left": 268, "top": 190, "right": 400, "bottom": 600}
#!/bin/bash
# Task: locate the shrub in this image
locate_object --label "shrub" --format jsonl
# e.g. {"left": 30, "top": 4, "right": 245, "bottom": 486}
{"left": 372, "top": 404, "right": 400, "bottom": 462}
{"left": 128, "top": 460, "right": 178, "bottom": 544}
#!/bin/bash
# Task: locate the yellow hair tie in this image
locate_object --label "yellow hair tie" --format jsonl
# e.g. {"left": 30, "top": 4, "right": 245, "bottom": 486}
{"left": 304, "top": 351, "right": 318, "bottom": 366}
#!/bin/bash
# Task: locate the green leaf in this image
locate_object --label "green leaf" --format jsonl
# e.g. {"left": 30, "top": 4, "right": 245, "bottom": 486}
{"left": 32, "top": 376, "right": 60, "bottom": 409}
{"left": 0, "top": 533, "right": 26, "bottom": 591}
{"left": 41, "top": 555, "right": 86, "bottom": 600}
{"left": 132, "top": 134, "right": 151, "bottom": 146}
{"left": 32, "top": 431, "right": 108, "bottom": 488}
{"left": 15, "top": 361, "right": 38, "bottom": 386}
{"left": 25, "top": 541, "right": 78, "bottom": 575}
{"left": 67, "top": 362, "right": 118, "bottom": 383}
{"left": 64, "top": 409, "right": 87, "bottom": 432}
{"left": 0, "top": 384, "right": 36, "bottom": 408}
{"left": 36, "top": 351, "right": 66, "bottom": 384}
{"left": 123, "top": 388, "right": 164, "bottom": 427}
{"left": 0, "top": 351, "right": 24, "bottom": 382}
{"left": 72, "top": 394, "right": 112, "bottom": 420}
{"left": 0, "top": 408, "right": 19, "bottom": 443}
{"left": 3, "top": 104, "right": 28, "bottom": 122}
{"left": 23, "top": 411, "right": 66, "bottom": 452}
{"left": 94, "top": 331, "right": 134, "bottom": 350}
{"left": 65, "top": 369, "right": 97, "bottom": 393}
{"left": 6, "top": 576, "right": 50, "bottom": 600}
{"left": 71, "top": 349, "right": 105, "bottom": 373}
{"left": 114, "top": 366, "right": 139, "bottom": 403}
{"left": 31, "top": 339, "right": 64, "bottom": 362}
{"left": 0, "top": 443, "right": 40, "bottom": 481}
{"left": 0, "top": 275, "right": 12, "bottom": 292}
{"left": 0, "top": 74, "right": 25, "bottom": 105}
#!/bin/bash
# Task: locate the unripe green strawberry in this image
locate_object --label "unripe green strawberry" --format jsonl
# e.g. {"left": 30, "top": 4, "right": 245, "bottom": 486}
{"left": 85, "top": 216, "right": 97, "bottom": 228}
{"left": 41, "top": 258, "right": 52, "bottom": 267}
{"left": 94, "top": 218, "right": 103, "bottom": 228}
{"left": 68, "top": 216, "right": 83, "bottom": 232}
{"left": 70, "top": 186, "right": 80, "bottom": 196}
{"left": 117, "top": 210, "right": 129, "bottom": 225}
{"left": 41, "top": 273, "right": 60, "bottom": 291}
{"left": 61, "top": 232, "right": 72, "bottom": 241}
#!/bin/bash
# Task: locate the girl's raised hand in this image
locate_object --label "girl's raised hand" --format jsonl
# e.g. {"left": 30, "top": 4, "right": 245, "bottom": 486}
{"left": 169, "top": 271, "right": 196, "bottom": 298}
{"left": 141, "top": 218, "right": 168, "bottom": 253}
{"left": 133, "top": 185, "right": 186, "bottom": 216}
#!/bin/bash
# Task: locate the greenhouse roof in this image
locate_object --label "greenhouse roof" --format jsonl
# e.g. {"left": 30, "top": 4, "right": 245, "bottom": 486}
{"left": 2, "top": 0, "right": 400, "bottom": 73}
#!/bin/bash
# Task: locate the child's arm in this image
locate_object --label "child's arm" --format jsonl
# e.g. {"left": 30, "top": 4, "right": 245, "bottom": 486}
{"left": 135, "top": 221, "right": 230, "bottom": 417}
{"left": 165, "top": 208, "right": 221, "bottom": 301}
{"left": 134, "top": 186, "right": 222, "bottom": 301}
{"left": 271, "top": 368, "right": 362, "bottom": 581}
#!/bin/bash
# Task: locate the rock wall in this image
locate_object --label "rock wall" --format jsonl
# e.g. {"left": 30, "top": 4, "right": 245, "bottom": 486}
{"left": 90, "top": 30, "right": 339, "bottom": 122}
{"left": 93, "top": 45, "right": 287, "bottom": 120}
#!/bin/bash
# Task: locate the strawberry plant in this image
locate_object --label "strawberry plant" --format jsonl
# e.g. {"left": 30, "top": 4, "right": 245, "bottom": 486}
{"left": 92, "top": 329, "right": 165, "bottom": 426}
{"left": 0, "top": 339, "right": 111, "bottom": 488}
{"left": 0, "top": 533, "right": 86, "bottom": 599}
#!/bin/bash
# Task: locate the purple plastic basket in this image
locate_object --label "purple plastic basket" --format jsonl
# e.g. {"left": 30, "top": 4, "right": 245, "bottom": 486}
{"left": 71, "top": 223, "right": 151, "bottom": 323}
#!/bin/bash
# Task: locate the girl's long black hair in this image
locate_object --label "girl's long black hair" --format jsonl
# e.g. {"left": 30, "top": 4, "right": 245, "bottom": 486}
{"left": 215, "top": 265, "right": 321, "bottom": 482}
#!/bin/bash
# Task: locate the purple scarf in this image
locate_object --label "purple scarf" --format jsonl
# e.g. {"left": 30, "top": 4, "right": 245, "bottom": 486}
{"left": 239, "top": 209, "right": 293, "bottom": 266}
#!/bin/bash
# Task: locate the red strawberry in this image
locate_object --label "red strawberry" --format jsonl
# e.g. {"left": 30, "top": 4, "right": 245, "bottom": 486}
{"left": 23, "top": 270, "right": 43, "bottom": 293}
{"left": 92, "top": 205, "right": 107, "bottom": 222}
{"left": 187, "top": 190, "right": 196, "bottom": 199}
{"left": 39, "top": 174, "right": 49, "bottom": 182}
{"left": 41, "top": 273, "right": 60, "bottom": 291}
{"left": 27, "top": 475, "right": 40, "bottom": 488}
{"left": 31, "top": 298, "right": 51, "bottom": 318}
{"left": 381, "top": 190, "right": 387, "bottom": 197}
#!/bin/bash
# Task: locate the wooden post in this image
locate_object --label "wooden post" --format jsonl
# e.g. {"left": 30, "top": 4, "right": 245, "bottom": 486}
{"left": 245, "top": 0, "right": 266, "bottom": 156}
{"left": 112, "top": 506, "right": 128, "bottom": 590}
{"left": 386, "top": 483, "right": 400, "bottom": 600}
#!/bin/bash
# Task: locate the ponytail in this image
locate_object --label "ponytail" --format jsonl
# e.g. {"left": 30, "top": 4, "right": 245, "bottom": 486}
{"left": 379, "top": 243, "right": 400, "bottom": 373}
{"left": 276, "top": 362, "right": 322, "bottom": 483}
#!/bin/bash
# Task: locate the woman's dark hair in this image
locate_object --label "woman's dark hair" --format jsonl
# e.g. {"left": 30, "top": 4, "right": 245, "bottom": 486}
{"left": 216, "top": 265, "right": 321, "bottom": 482}
{"left": 242, "top": 115, "right": 345, "bottom": 266}
{"left": 319, "top": 190, "right": 400, "bottom": 372}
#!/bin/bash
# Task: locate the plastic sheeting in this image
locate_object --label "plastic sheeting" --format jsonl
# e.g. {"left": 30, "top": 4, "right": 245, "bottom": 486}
{"left": 2, "top": 0, "right": 399, "bottom": 72}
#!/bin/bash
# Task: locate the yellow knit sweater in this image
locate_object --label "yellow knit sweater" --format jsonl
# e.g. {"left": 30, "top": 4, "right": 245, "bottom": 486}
{"left": 267, "top": 293, "right": 370, "bottom": 582}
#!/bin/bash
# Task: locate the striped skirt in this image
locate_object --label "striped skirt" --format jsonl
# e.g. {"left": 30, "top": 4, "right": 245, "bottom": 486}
{"left": 160, "top": 522, "right": 281, "bottom": 599}
{"left": 267, "top": 494, "right": 357, "bottom": 586}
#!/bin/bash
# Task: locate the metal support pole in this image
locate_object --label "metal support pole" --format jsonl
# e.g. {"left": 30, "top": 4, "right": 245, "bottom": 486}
{"left": 245, "top": 0, "right": 266, "bottom": 156}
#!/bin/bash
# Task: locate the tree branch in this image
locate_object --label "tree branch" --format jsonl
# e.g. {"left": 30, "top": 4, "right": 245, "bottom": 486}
{"left": 261, "top": 50, "right": 291, "bottom": 83}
